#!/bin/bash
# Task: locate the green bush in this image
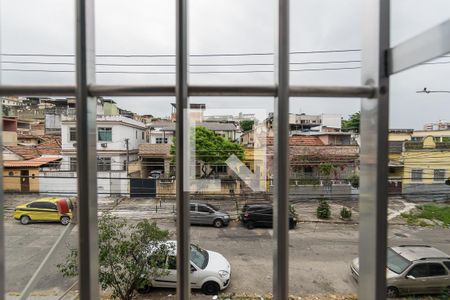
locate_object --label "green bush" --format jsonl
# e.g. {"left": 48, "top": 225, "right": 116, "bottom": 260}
{"left": 289, "top": 204, "right": 298, "bottom": 219}
{"left": 348, "top": 174, "right": 359, "bottom": 189}
{"left": 316, "top": 199, "right": 331, "bottom": 219}
{"left": 340, "top": 206, "right": 352, "bottom": 220}
{"left": 58, "top": 213, "right": 172, "bottom": 300}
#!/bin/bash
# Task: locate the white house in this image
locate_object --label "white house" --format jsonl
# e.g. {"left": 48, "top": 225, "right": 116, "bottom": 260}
{"left": 40, "top": 115, "right": 146, "bottom": 196}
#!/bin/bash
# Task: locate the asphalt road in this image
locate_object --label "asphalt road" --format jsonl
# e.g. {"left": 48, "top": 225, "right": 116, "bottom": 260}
{"left": 4, "top": 215, "right": 450, "bottom": 298}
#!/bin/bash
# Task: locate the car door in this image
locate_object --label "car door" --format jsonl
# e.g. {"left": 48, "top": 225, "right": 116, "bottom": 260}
{"left": 190, "top": 204, "right": 199, "bottom": 224}
{"left": 427, "top": 263, "right": 449, "bottom": 293}
{"left": 261, "top": 208, "right": 273, "bottom": 227}
{"left": 27, "top": 202, "right": 58, "bottom": 221}
{"left": 152, "top": 255, "right": 177, "bottom": 288}
{"left": 190, "top": 263, "right": 202, "bottom": 288}
{"left": 197, "top": 204, "right": 213, "bottom": 225}
{"left": 405, "top": 263, "right": 430, "bottom": 294}
{"left": 405, "top": 263, "right": 448, "bottom": 295}
{"left": 41, "top": 202, "right": 59, "bottom": 221}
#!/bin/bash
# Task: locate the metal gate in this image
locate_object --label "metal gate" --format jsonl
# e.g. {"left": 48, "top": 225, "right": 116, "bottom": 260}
{"left": 130, "top": 178, "right": 156, "bottom": 198}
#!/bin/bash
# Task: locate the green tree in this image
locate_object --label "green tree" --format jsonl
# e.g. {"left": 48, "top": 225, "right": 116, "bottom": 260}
{"left": 341, "top": 112, "right": 360, "bottom": 133}
{"left": 58, "top": 213, "right": 172, "bottom": 300}
{"left": 171, "top": 126, "right": 245, "bottom": 178}
{"left": 240, "top": 119, "right": 254, "bottom": 132}
{"left": 2, "top": 105, "right": 10, "bottom": 116}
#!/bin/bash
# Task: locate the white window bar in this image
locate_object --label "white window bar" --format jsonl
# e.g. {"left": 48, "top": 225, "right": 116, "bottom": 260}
{"left": 388, "top": 19, "right": 450, "bottom": 75}
{"left": 273, "top": 0, "right": 290, "bottom": 298}
{"left": 0, "top": 2, "right": 4, "bottom": 297}
{"left": 175, "top": 0, "right": 190, "bottom": 298}
{"left": 359, "top": 0, "right": 389, "bottom": 299}
{"left": 75, "top": 0, "right": 99, "bottom": 299}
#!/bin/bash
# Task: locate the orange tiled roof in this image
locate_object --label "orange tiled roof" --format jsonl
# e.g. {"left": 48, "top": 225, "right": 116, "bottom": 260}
{"left": 5, "top": 136, "right": 61, "bottom": 158}
{"left": 4, "top": 156, "right": 62, "bottom": 168}
{"left": 4, "top": 145, "right": 40, "bottom": 160}
{"left": 138, "top": 144, "right": 171, "bottom": 157}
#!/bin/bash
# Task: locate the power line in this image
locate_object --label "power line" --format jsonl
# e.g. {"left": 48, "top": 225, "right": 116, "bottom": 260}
{"left": 0, "top": 59, "right": 362, "bottom": 67}
{"left": 0, "top": 48, "right": 362, "bottom": 58}
{"left": 0, "top": 66, "right": 362, "bottom": 74}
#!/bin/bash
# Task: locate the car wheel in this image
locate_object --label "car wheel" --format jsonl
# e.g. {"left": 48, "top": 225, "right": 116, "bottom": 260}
{"left": 213, "top": 219, "right": 224, "bottom": 228}
{"left": 202, "top": 281, "right": 220, "bottom": 295}
{"left": 386, "top": 286, "right": 399, "bottom": 298}
{"left": 136, "top": 284, "right": 151, "bottom": 294}
{"left": 60, "top": 216, "right": 71, "bottom": 225}
{"left": 246, "top": 221, "right": 255, "bottom": 229}
{"left": 20, "top": 215, "right": 30, "bottom": 225}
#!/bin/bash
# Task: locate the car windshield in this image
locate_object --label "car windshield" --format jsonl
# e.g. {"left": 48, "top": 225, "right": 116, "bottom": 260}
{"left": 190, "top": 244, "right": 209, "bottom": 269}
{"left": 387, "top": 248, "right": 412, "bottom": 274}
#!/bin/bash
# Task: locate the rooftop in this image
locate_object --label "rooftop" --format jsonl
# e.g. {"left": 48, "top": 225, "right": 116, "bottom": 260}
{"left": 139, "top": 144, "right": 171, "bottom": 157}
{"left": 391, "top": 245, "right": 450, "bottom": 262}
{"left": 4, "top": 156, "right": 62, "bottom": 168}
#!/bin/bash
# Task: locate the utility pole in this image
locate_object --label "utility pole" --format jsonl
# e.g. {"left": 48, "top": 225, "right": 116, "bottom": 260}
{"left": 124, "top": 138, "right": 129, "bottom": 174}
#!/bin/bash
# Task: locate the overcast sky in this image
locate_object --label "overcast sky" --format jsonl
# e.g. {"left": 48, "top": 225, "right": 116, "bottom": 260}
{"left": 1, "top": 0, "right": 450, "bottom": 129}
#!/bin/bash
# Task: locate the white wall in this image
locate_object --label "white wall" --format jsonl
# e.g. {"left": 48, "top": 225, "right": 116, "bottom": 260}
{"left": 322, "top": 114, "right": 342, "bottom": 129}
{"left": 39, "top": 171, "right": 129, "bottom": 196}
{"left": 61, "top": 116, "right": 146, "bottom": 152}
{"left": 60, "top": 154, "right": 138, "bottom": 171}
{"left": 149, "top": 131, "right": 174, "bottom": 144}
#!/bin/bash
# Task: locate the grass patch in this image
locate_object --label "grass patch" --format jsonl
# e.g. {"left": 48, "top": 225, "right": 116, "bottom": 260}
{"left": 401, "top": 204, "right": 450, "bottom": 227}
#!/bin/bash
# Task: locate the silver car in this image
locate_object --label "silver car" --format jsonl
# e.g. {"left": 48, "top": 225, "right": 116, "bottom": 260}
{"left": 190, "top": 202, "right": 230, "bottom": 228}
{"left": 351, "top": 245, "right": 450, "bottom": 298}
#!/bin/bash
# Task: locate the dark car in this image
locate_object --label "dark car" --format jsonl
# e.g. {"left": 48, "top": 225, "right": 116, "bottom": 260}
{"left": 240, "top": 204, "right": 297, "bottom": 229}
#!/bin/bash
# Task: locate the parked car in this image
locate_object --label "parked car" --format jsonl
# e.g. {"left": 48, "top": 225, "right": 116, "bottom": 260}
{"left": 190, "top": 202, "right": 230, "bottom": 228}
{"left": 350, "top": 245, "right": 450, "bottom": 297}
{"left": 13, "top": 197, "right": 72, "bottom": 225}
{"left": 149, "top": 170, "right": 164, "bottom": 179}
{"left": 138, "top": 241, "right": 231, "bottom": 295}
{"left": 240, "top": 204, "right": 297, "bottom": 229}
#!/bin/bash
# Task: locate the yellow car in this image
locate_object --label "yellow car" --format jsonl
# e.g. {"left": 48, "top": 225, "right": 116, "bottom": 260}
{"left": 13, "top": 197, "right": 72, "bottom": 225}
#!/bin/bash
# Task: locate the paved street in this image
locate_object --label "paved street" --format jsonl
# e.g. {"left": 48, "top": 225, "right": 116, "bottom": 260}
{"left": 4, "top": 196, "right": 450, "bottom": 299}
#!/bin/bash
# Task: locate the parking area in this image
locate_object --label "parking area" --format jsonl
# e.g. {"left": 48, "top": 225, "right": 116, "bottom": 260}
{"left": 4, "top": 194, "right": 450, "bottom": 299}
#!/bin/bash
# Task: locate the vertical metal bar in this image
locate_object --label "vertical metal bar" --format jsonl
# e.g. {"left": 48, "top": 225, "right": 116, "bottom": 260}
{"left": 75, "top": 0, "right": 99, "bottom": 299}
{"left": 0, "top": 3, "right": 5, "bottom": 297}
{"left": 273, "top": 0, "right": 289, "bottom": 298}
{"left": 176, "top": 0, "right": 190, "bottom": 296}
{"left": 359, "top": 0, "right": 390, "bottom": 299}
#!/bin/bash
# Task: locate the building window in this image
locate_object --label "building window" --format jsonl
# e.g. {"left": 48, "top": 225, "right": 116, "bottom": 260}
{"left": 98, "top": 127, "right": 112, "bottom": 142}
{"left": 69, "top": 127, "right": 77, "bottom": 141}
{"left": 213, "top": 165, "right": 227, "bottom": 173}
{"left": 142, "top": 131, "right": 144, "bottom": 140}
{"left": 411, "top": 169, "right": 423, "bottom": 182}
{"left": 156, "top": 137, "right": 168, "bottom": 144}
{"left": 433, "top": 169, "right": 446, "bottom": 182}
{"left": 97, "top": 157, "right": 112, "bottom": 171}
{"left": 70, "top": 157, "right": 77, "bottom": 171}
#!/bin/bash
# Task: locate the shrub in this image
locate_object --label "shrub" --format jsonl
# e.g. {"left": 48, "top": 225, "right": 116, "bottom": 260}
{"left": 348, "top": 174, "right": 359, "bottom": 189}
{"left": 57, "top": 213, "right": 172, "bottom": 300}
{"left": 316, "top": 199, "right": 331, "bottom": 219}
{"left": 289, "top": 204, "right": 298, "bottom": 219}
{"left": 340, "top": 206, "right": 352, "bottom": 220}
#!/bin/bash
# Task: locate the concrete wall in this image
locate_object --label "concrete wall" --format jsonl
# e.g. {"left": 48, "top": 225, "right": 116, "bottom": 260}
{"left": 4, "top": 168, "right": 40, "bottom": 192}
{"left": 3, "top": 131, "right": 17, "bottom": 146}
{"left": 61, "top": 116, "right": 146, "bottom": 151}
{"left": 39, "top": 171, "right": 129, "bottom": 195}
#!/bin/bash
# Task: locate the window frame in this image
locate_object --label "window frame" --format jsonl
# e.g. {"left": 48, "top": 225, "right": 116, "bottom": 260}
{"left": 98, "top": 127, "right": 112, "bottom": 142}
{"left": 411, "top": 169, "right": 423, "bottom": 182}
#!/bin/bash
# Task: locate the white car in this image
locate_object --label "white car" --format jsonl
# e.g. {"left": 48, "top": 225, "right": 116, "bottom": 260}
{"left": 139, "top": 241, "right": 231, "bottom": 295}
